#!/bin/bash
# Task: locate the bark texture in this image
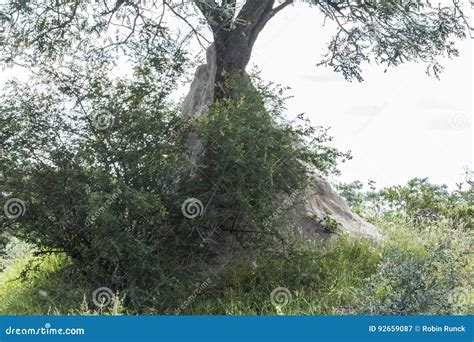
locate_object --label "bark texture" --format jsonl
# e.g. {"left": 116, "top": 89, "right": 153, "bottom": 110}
{"left": 183, "top": 0, "right": 382, "bottom": 243}
{"left": 182, "top": 44, "right": 382, "bottom": 243}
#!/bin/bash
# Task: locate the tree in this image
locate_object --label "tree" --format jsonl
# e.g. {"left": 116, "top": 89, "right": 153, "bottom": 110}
{"left": 1, "top": 0, "right": 471, "bottom": 259}
{"left": 0, "top": 0, "right": 471, "bottom": 90}
{"left": 191, "top": 0, "right": 471, "bottom": 91}
{"left": 0, "top": 0, "right": 471, "bottom": 308}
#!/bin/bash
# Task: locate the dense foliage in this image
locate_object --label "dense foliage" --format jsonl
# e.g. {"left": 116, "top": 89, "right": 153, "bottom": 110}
{"left": 1, "top": 1, "right": 469, "bottom": 82}
{"left": 182, "top": 73, "right": 350, "bottom": 247}
{"left": 0, "top": 0, "right": 471, "bottom": 316}
{"left": 0, "top": 51, "right": 189, "bottom": 305}
{"left": 1, "top": 66, "right": 471, "bottom": 313}
{"left": 337, "top": 175, "right": 474, "bottom": 229}
{"left": 0, "top": 50, "right": 348, "bottom": 307}
{"left": 1, "top": 214, "right": 471, "bottom": 315}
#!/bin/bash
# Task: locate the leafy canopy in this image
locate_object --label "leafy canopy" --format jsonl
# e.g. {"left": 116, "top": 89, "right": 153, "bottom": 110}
{"left": 0, "top": 0, "right": 471, "bottom": 80}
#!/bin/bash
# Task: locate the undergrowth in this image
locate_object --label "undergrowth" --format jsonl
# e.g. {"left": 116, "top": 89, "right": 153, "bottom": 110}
{"left": 0, "top": 217, "right": 471, "bottom": 315}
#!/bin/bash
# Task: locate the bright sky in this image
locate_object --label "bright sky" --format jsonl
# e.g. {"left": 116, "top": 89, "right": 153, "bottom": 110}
{"left": 251, "top": 4, "right": 473, "bottom": 188}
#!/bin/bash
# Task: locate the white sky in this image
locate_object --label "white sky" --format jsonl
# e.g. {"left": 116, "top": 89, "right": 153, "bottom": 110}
{"left": 250, "top": 3, "right": 473, "bottom": 188}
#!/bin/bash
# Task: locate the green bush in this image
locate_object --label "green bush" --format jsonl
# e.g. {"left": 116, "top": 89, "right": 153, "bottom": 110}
{"left": 337, "top": 176, "right": 474, "bottom": 229}
{"left": 0, "top": 247, "right": 127, "bottom": 315}
{"left": 0, "top": 59, "right": 348, "bottom": 309}
{"left": 362, "top": 244, "right": 464, "bottom": 314}
{"left": 0, "top": 251, "right": 78, "bottom": 315}
{"left": 1, "top": 214, "right": 471, "bottom": 315}
{"left": 182, "top": 73, "right": 350, "bottom": 245}
{"left": 0, "top": 236, "right": 30, "bottom": 272}
{"left": 0, "top": 52, "right": 192, "bottom": 306}
{"left": 2, "top": 51, "right": 469, "bottom": 316}
{"left": 361, "top": 216, "right": 473, "bottom": 315}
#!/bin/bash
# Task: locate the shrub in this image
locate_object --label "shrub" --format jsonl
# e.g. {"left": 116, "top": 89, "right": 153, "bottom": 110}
{"left": 360, "top": 216, "right": 473, "bottom": 315}
{"left": 337, "top": 176, "right": 474, "bottom": 229}
{"left": 361, "top": 242, "right": 469, "bottom": 315}
{"left": 0, "top": 51, "right": 192, "bottom": 306}
{"left": 182, "top": 73, "right": 350, "bottom": 246}
{"left": 0, "top": 60, "right": 348, "bottom": 308}
{"left": 1, "top": 215, "right": 471, "bottom": 315}
{"left": 0, "top": 236, "right": 30, "bottom": 272}
{"left": 175, "top": 235, "right": 381, "bottom": 315}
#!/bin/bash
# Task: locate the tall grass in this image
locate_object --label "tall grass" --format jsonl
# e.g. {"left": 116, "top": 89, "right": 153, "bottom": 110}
{"left": 0, "top": 216, "right": 472, "bottom": 315}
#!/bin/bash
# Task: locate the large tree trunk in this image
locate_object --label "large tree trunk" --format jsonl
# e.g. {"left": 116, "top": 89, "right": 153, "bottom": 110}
{"left": 182, "top": 2, "right": 383, "bottom": 243}
{"left": 181, "top": 23, "right": 259, "bottom": 117}
{"left": 181, "top": 41, "right": 383, "bottom": 243}
{"left": 214, "top": 31, "right": 253, "bottom": 77}
{"left": 192, "top": 0, "right": 278, "bottom": 99}
{"left": 213, "top": 31, "right": 253, "bottom": 98}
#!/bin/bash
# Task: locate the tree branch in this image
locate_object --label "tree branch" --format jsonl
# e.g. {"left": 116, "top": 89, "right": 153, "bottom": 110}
{"left": 248, "top": 0, "right": 295, "bottom": 46}
{"left": 271, "top": 0, "right": 294, "bottom": 17}
{"left": 194, "top": 0, "right": 225, "bottom": 32}
{"left": 164, "top": 1, "right": 210, "bottom": 49}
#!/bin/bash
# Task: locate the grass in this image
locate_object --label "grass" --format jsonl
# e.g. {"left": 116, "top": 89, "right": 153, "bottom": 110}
{"left": 0, "top": 251, "right": 79, "bottom": 315}
{"left": 0, "top": 216, "right": 472, "bottom": 315}
{"left": 183, "top": 236, "right": 380, "bottom": 315}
